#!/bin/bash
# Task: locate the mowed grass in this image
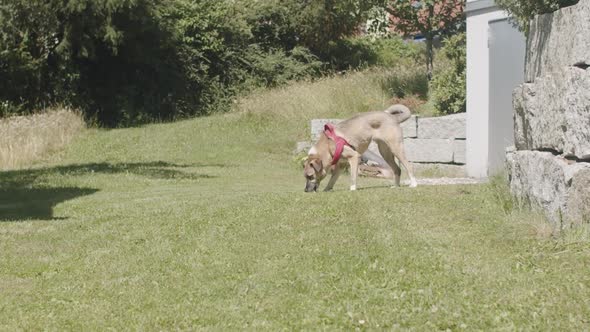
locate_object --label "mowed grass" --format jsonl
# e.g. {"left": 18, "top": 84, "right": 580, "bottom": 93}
{"left": 2, "top": 72, "right": 590, "bottom": 330}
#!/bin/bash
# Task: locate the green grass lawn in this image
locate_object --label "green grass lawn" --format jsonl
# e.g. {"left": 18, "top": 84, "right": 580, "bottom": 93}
{"left": 2, "top": 74, "right": 590, "bottom": 330}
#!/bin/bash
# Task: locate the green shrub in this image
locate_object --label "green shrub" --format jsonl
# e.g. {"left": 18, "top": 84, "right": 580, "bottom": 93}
{"left": 324, "top": 38, "right": 379, "bottom": 70}
{"left": 379, "top": 66, "right": 429, "bottom": 100}
{"left": 240, "top": 46, "right": 322, "bottom": 88}
{"left": 322, "top": 36, "right": 425, "bottom": 71}
{"left": 495, "top": 0, "right": 578, "bottom": 32}
{"left": 430, "top": 33, "right": 466, "bottom": 115}
{"left": 368, "top": 38, "right": 429, "bottom": 102}
{"left": 372, "top": 37, "right": 425, "bottom": 68}
{"left": 322, "top": 36, "right": 428, "bottom": 100}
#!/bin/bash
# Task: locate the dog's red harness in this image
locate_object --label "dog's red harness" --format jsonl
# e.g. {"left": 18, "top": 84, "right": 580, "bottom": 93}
{"left": 324, "top": 123, "right": 351, "bottom": 166}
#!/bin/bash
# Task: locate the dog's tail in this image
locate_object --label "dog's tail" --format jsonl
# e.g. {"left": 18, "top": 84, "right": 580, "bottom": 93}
{"left": 384, "top": 104, "right": 411, "bottom": 123}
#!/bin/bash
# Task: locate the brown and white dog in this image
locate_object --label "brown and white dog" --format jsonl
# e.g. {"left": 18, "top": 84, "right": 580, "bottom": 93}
{"left": 304, "top": 104, "right": 418, "bottom": 192}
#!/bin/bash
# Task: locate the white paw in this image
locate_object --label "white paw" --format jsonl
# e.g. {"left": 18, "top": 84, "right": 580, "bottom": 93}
{"left": 409, "top": 179, "right": 418, "bottom": 188}
{"left": 350, "top": 185, "right": 357, "bottom": 191}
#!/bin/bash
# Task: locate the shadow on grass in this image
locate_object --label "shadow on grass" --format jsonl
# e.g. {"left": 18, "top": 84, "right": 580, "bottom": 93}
{"left": 0, "top": 161, "right": 221, "bottom": 187}
{"left": 0, "top": 187, "right": 99, "bottom": 221}
{"left": 0, "top": 161, "right": 223, "bottom": 221}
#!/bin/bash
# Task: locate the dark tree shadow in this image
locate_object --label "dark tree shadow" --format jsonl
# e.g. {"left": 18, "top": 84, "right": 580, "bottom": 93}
{"left": 0, "top": 161, "right": 224, "bottom": 221}
{"left": 49, "top": 161, "right": 222, "bottom": 181}
{"left": 0, "top": 161, "right": 223, "bottom": 186}
{"left": 0, "top": 187, "right": 99, "bottom": 221}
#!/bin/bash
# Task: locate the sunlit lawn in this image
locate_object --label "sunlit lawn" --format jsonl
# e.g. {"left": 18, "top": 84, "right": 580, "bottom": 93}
{"left": 2, "top": 72, "right": 589, "bottom": 329}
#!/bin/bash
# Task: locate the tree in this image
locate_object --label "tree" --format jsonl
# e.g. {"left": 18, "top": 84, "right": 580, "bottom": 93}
{"left": 1, "top": 0, "right": 388, "bottom": 124}
{"left": 1, "top": 0, "right": 237, "bottom": 124}
{"left": 495, "top": 0, "right": 577, "bottom": 33}
{"left": 0, "top": 0, "right": 59, "bottom": 114}
{"left": 234, "top": 0, "right": 384, "bottom": 59}
{"left": 384, "top": 0, "right": 464, "bottom": 78}
{"left": 296, "top": 0, "right": 379, "bottom": 56}
{"left": 430, "top": 32, "right": 466, "bottom": 114}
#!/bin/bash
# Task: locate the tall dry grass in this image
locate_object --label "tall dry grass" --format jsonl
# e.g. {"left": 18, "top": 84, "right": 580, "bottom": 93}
{"left": 238, "top": 69, "right": 397, "bottom": 123}
{"left": 236, "top": 68, "right": 434, "bottom": 142}
{"left": 236, "top": 70, "right": 390, "bottom": 143}
{"left": 0, "top": 108, "right": 86, "bottom": 170}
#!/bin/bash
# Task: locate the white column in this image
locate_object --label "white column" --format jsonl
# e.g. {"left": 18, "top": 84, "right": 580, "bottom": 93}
{"left": 465, "top": 3, "right": 508, "bottom": 178}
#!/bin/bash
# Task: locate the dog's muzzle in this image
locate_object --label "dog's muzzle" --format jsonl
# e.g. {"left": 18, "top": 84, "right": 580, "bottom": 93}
{"left": 305, "top": 180, "right": 318, "bottom": 192}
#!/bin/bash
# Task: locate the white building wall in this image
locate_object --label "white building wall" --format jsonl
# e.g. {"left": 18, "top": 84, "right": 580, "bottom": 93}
{"left": 465, "top": 1, "right": 509, "bottom": 178}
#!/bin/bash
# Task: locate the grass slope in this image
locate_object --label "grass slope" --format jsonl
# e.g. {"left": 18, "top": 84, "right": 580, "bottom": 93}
{"left": 1, "top": 72, "right": 590, "bottom": 330}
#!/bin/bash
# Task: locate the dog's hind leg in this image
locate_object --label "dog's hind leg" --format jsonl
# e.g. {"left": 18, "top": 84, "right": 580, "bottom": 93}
{"left": 389, "top": 140, "right": 417, "bottom": 188}
{"left": 377, "top": 140, "right": 402, "bottom": 186}
{"left": 379, "top": 138, "right": 417, "bottom": 188}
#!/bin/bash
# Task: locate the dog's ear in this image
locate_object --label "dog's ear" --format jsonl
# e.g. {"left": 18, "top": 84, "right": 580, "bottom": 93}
{"left": 311, "top": 159, "right": 323, "bottom": 173}
{"left": 304, "top": 163, "right": 314, "bottom": 177}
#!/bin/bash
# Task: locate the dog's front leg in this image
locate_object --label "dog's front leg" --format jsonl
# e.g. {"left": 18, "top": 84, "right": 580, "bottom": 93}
{"left": 323, "top": 167, "right": 341, "bottom": 192}
{"left": 348, "top": 156, "right": 359, "bottom": 191}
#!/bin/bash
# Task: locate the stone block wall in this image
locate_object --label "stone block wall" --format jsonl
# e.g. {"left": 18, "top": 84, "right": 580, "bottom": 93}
{"left": 507, "top": 0, "right": 590, "bottom": 226}
{"left": 307, "top": 113, "right": 466, "bottom": 173}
